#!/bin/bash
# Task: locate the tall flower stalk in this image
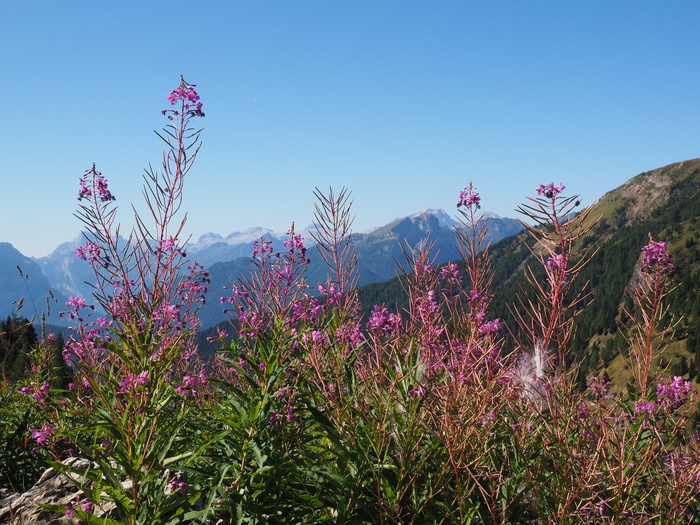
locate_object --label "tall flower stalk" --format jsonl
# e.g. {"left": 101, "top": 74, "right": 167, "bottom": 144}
{"left": 29, "top": 77, "right": 210, "bottom": 525}
{"left": 452, "top": 182, "right": 502, "bottom": 343}
{"left": 310, "top": 186, "right": 360, "bottom": 317}
{"left": 621, "top": 236, "right": 681, "bottom": 399}
{"left": 513, "top": 182, "right": 598, "bottom": 382}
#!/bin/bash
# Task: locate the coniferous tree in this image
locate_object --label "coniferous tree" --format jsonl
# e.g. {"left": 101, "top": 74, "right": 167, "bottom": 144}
{"left": 0, "top": 315, "right": 37, "bottom": 382}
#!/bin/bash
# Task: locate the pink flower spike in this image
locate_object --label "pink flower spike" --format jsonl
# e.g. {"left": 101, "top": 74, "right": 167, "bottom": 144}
{"left": 30, "top": 423, "right": 56, "bottom": 446}
{"left": 166, "top": 77, "right": 204, "bottom": 117}
{"left": 641, "top": 238, "right": 675, "bottom": 274}
{"left": 536, "top": 182, "right": 565, "bottom": 199}
{"left": 546, "top": 253, "right": 565, "bottom": 271}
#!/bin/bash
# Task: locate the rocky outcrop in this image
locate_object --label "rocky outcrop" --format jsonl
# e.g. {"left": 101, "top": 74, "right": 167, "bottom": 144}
{"left": 0, "top": 462, "right": 208, "bottom": 525}
{"left": 0, "top": 458, "right": 90, "bottom": 524}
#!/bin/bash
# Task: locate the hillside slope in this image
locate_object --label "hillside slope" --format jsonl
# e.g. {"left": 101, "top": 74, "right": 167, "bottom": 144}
{"left": 486, "top": 159, "right": 700, "bottom": 391}
{"left": 351, "top": 159, "right": 700, "bottom": 394}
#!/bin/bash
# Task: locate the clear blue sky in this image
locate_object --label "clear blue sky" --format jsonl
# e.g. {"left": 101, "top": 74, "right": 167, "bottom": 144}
{"left": 3, "top": 1, "right": 700, "bottom": 258}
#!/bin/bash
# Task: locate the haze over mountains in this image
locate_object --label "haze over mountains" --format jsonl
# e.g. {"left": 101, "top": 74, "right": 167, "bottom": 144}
{"left": 0, "top": 209, "right": 523, "bottom": 328}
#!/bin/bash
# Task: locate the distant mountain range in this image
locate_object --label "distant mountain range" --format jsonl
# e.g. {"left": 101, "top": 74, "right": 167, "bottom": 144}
{"left": 196, "top": 210, "right": 523, "bottom": 327}
{"left": 0, "top": 209, "right": 523, "bottom": 328}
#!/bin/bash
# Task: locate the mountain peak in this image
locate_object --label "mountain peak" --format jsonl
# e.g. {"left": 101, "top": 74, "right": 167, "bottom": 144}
{"left": 407, "top": 209, "right": 455, "bottom": 228}
{"left": 191, "top": 227, "right": 276, "bottom": 253}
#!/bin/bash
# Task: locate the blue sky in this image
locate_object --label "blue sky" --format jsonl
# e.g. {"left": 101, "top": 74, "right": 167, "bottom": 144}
{"left": 3, "top": 1, "right": 700, "bottom": 258}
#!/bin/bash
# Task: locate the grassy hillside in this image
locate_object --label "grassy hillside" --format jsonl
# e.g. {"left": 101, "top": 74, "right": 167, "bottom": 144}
{"left": 350, "top": 160, "right": 700, "bottom": 396}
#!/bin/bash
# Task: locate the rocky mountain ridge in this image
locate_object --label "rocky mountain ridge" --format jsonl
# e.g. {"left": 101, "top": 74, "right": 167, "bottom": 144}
{"left": 0, "top": 209, "right": 523, "bottom": 328}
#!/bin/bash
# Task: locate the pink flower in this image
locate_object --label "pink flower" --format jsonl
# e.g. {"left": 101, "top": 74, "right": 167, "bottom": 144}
{"left": 367, "top": 305, "right": 402, "bottom": 336}
{"left": 30, "top": 423, "right": 56, "bottom": 446}
{"left": 633, "top": 400, "right": 655, "bottom": 417}
{"left": 414, "top": 290, "right": 439, "bottom": 319}
{"left": 546, "top": 253, "right": 564, "bottom": 271}
{"left": 22, "top": 381, "right": 51, "bottom": 403}
{"left": 156, "top": 237, "right": 180, "bottom": 255}
{"left": 439, "top": 263, "right": 462, "bottom": 284}
{"left": 407, "top": 385, "right": 425, "bottom": 398}
{"left": 167, "top": 86, "right": 200, "bottom": 105}
{"left": 536, "top": 182, "right": 565, "bottom": 198}
{"left": 457, "top": 187, "right": 481, "bottom": 209}
{"left": 284, "top": 232, "right": 307, "bottom": 256}
{"left": 576, "top": 402, "right": 591, "bottom": 421}
{"left": 252, "top": 240, "right": 273, "bottom": 259}
{"left": 641, "top": 238, "right": 675, "bottom": 274}
{"left": 175, "top": 371, "right": 208, "bottom": 398}
{"left": 479, "top": 319, "right": 502, "bottom": 335}
{"left": 167, "top": 478, "right": 190, "bottom": 493}
{"left": 117, "top": 370, "right": 150, "bottom": 395}
{"left": 335, "top": 322, "right": 364, "bottom": 347}
{"left": 657, "top": 376, "right": 695, "bottom": 409}
{"left": 61, "top": 296, "right": 95, "bottom": 321}
{"left": 66, "top": 297, "right": 86, "bottom": 310}
{"left": 467, "top": 289, "right": 485, "bottom": 308}
{"left": 588, "top": 375, "right": 611, "bottom": 398}
{"left": 78, "top": 166, "right": 115, "bottom": 202}
{"left": 595, "top": 499, "right": 606, "bottom": 516}
{"left": 33, "top": 381, "right": 50, "bottom": 402}
{"left": 166, "top": 79, "right": 204, "bottom": 115}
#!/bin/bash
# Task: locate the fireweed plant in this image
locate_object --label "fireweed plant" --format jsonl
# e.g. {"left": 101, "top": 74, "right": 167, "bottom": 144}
{"left": 512, "top": 183, "right": 599, "bottom": 386}
{"left": 16, "top": 77, "right": 700, "bottom": 523}
{"left": 25, "top": 77, "right": 212, "bottom": 524}
{"left": 620, "top": 236, "right": 682, "bottom": 399}
{"left": 505, "top": 193, "right": 700, "bottom": 522}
